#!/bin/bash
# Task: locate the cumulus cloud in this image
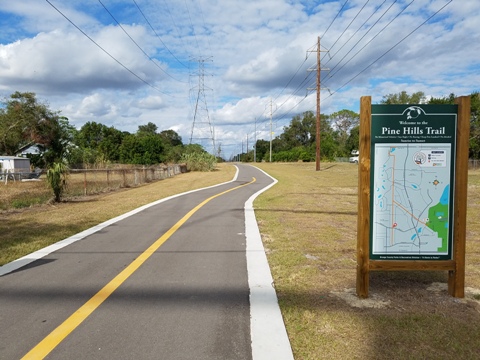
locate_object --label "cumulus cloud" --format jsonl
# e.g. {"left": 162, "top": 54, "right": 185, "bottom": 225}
{"left": 0, "top": 0, "right": 478, "bottom": 155}
{"left": 0, "top": 25, "right": 169, "bottom": 95}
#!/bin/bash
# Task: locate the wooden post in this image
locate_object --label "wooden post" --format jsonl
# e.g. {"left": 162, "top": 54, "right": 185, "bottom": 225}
{"left": 315, "top": 36, "right": 321, "bottom": 171}
{"left": 84, "top": 171, "right": 87, "bottom": 196}
{"left": 448, "top": 96, "right": 470, "bottom": 297}
{"left": 356, "top": 96, "right": 371, "bottom": 298}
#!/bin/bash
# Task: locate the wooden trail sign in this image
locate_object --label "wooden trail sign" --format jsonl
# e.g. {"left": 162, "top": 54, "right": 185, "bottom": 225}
{"left": 356, "top": 96, "right": 470, "bottom": 298}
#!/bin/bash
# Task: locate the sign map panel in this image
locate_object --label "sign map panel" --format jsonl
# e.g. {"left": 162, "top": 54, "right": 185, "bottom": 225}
{"left": 370, "top": 105, "right": 457, "bottom": 260}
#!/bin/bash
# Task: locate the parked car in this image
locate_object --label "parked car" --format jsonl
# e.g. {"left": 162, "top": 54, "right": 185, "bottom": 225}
{"left": 349, "top": 150, "right": 359, "bottom": 163}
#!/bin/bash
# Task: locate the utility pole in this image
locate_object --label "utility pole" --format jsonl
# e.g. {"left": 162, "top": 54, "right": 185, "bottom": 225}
{"left": 254, "top": 117, "right": 257, "bottom": 162}
{"left": 269, "top": 99, "right": 273, "bottom": 162}
{"left": 316, "top": 36, "right": 321, "bottom": 171}
{"left": 308, "top": 36, "right": 329, "bottom": 171}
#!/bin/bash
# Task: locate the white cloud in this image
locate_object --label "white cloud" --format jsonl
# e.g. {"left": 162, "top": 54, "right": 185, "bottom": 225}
{"left": 0, "top": 0, "right": 478, "bottom": 156}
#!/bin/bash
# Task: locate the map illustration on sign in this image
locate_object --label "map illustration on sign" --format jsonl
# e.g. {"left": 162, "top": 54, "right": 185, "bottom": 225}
{"left": 372, "top": 144, "right": 451, "bottom": 258}
{"left": 369, "top": 104, "right": 457, "bottom": 260}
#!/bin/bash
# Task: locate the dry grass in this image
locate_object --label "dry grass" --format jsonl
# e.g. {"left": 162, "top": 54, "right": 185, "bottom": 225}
{"left": 253, "top": 162, "right": 480, "bottom": 360}
{"left": 0, "top": 164, "right": 236, "bottom": 265}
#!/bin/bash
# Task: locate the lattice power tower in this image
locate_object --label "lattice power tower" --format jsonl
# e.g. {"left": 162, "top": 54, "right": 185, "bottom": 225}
{"left": 190, "top": 57, "right": 215, "bottom": 154}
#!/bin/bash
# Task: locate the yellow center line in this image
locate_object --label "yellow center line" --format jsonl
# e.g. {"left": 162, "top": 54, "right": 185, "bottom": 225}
{"left": 22, "top": 177, "right": 256, "bottom": 360}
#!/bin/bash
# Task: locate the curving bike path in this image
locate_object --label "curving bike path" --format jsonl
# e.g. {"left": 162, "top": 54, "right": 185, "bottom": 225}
{"left": 0, "top": 164, "right": 293, "bottom": 360}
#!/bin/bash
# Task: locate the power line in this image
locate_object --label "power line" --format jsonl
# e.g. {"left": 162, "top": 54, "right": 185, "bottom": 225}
{"left": 45, "top": 0, "right": 172, "bottom": 96}
{"left": 184, "top": 0, "right": 200, "bottom": 53}
{"left": 324, "top": 0, "right": 402, "bottom": 81}
{"left": 322, "top": 0, "right": 389, "bottom": 65}
{"left": 131, "top": 0, "right": 188, "bottom": 69}
{"left": 321, "top": 0, "right": 349, "bottom": 39}
{"left": 325, "top": 0, "right": 453, "bottom": 99}
{"left": 97, "top": 0, "right": 185, "bottom": 83}
{"left": 322, "top": 0, "right": 371, "bottom": 63}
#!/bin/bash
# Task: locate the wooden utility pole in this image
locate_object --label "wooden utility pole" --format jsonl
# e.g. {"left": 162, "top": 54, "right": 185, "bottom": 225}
{"left": 269, "top": 99, "right": 273, "bottom": 163}
{"left": 315, "top": 36, "right": 321, "bottom": 171}
{"left": 308, "top": 36, "right": 328, "bottom": 171}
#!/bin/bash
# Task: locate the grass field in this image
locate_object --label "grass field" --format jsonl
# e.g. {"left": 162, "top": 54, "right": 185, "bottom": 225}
{"left": 1, "top": 162, "right": 479, "bottom": 359}
{"left": 253, "top": 162, "right": 480, "bottom": 360}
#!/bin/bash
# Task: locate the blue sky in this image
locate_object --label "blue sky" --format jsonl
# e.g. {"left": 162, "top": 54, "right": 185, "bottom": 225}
{"left": 0, "top": 0, "right": 478, "bottom": 158}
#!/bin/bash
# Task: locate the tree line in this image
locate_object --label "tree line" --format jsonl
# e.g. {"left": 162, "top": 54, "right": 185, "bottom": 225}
{"left": 2, "top": 91, "right": 479, "bottom": 170}
{"left": 0, "top": 91, "right": 211, "bottom": 169}
{"left": 237, "top": 91, "right": 480, "bottom": 162}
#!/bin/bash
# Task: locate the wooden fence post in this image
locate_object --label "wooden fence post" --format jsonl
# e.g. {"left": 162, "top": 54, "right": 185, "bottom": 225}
{"left": 448, "top": 95, "right": 470, "bottom": 297}
{"left": 356, "top": 96, "right": 371, "bottom": 298}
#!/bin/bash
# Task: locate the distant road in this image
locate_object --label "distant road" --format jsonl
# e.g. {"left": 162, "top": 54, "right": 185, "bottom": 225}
{"left": 0, "top": 164, "right": 293, "bottom": 360}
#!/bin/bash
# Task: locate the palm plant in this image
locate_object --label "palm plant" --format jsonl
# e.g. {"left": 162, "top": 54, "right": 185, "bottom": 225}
{"left": 46, "top": 162, "right": 69, "bottom": 202}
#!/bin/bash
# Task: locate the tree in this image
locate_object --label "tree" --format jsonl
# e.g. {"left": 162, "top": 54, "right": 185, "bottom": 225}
{"left": 278, "top": 111, "right": 316, "bottom": 150}
{"left": 40, "top": 116, "right": 75, "bottom": 167}
{"left": 0, "top": 92, "right": 74, "bottom": 167}
{"left": 254, "top": 139, "right": 269, "bottom": 161}
{"left": 0, "top": 92, "right": 39, "bottom": 155}
{"left": 118, "top": 133, "right": 166, "bottom": 165}
{"left": 329, "top": 109, "right": 359, "bottom": 156}
{"left": 470, "top": 92, "right": 480, "bottom": 159}
{"left": 428, "top": 92, "right": 480, "bottom": 159}
{"left": 137, "top": 122, "right": 158, "bottom": 136}
{"left": 345, "top": 125, "right": 360, "bottom": 153}
{"left": 160, "top": 130, "right": 183, "bottom": 147}
{"left": 381, "top": 91, "right": 426, "bottom": 104}
{"left": 74, "top": 122, "right": 125, "bottom": 165}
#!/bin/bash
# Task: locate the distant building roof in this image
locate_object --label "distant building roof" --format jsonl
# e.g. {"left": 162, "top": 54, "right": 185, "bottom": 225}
{"left": 15, "top": 143, "right": 44, "bottom": 157}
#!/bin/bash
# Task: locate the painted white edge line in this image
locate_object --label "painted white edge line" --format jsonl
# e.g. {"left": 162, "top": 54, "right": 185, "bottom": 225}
{"left": 245, "top": 166, "right": 294, "bottom": 360}
{"left": 0, "top": 167, "right": 240, "bottom": 277}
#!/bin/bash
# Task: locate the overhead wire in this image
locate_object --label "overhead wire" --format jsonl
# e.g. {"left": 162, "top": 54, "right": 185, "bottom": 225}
{"left": 322, "top": 0, "right": 389, "bottom": 66}
{"left": 322, "top": 0, "right": 371, "bottom": 64}
{"left": 97, "top": 0, "right": 186, "bottom": 83}
{"left": 159, "top": 0, "right": 190, "bottom": 57}
{"left": 321, "top": 0, "right": 350, "bottom": 39}
{"left": 250, "top": 0, "right": 387, "bottom": 135}
{"left": 131, "top": 0, "right": 188, "bottom": 69}
{"left": 45, "top": 0, "right": 172, "bottom": 96}
{"left": 323, "top": 0, "right": 405, "bottom": 84}
{"left": 261, "top": 0, "right": 356, "bottom": 127}
{"left": 256, "top": 0, "right": 354, "bottom": 126}
{"left": 184, "top": 0, "right": 201, "bottom": 54}
{"left": 325, "top": 0, "right": 454, "bottom": 100}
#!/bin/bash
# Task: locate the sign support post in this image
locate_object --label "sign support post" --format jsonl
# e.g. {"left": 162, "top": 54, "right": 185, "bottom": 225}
{"left": 356, "top": 96, "right": 470, "bottom": 299}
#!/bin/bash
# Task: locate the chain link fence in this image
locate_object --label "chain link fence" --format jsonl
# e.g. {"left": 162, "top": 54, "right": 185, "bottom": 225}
{"left": 66, "top": 164, "right": 187, "bottom": 196}
{"left": 1, "top": 164, "right": 187, "bottom": 210}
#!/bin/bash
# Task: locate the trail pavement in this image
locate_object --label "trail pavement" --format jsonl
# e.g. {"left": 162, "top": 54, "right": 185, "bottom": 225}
{"left": 0, "top": 164, "right": 293, "bottom": 360}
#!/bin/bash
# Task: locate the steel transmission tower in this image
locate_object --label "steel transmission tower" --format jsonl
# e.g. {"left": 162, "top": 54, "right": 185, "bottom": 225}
{"left": 190, "top": 57, "right": 215, "bottom": 154}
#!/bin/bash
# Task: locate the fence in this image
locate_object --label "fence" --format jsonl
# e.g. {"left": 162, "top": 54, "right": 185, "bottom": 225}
{"left": 67, "top": 164, "right": 187, "bottom": 196}
{"left": 1, "top": 164, "right": 187, "bottom": 210}
{"left": 469, "top": 159, "right": 480, "bottom": 170}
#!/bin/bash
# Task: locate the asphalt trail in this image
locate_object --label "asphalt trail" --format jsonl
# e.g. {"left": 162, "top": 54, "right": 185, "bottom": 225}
{"left": 0, "top": 164, "right": 293, "bottom": 360}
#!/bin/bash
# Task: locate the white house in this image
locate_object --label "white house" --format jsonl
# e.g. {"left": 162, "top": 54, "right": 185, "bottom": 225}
{"left": 0, "top": 156, "right": 31, "bottom": 175}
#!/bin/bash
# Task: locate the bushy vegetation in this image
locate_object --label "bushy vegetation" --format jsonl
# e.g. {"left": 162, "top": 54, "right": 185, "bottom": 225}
{"left": 181, "top": 151, "right": 217, "bottom": 172}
